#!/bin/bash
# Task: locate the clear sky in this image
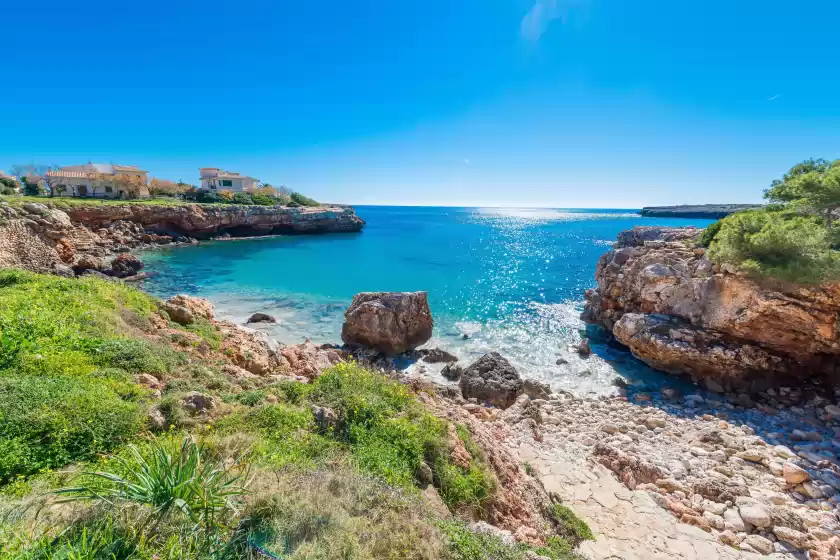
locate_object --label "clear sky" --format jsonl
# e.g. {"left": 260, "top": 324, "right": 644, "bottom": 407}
{"left": 2, "top": 0, "right": 839, "bottom": 207}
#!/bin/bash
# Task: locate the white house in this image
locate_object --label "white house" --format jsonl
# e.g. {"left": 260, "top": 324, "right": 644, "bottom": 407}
{"left": 199, "top": 168, "right": 260, "bottom": 193}
{"left": 44, "top": 164, "right": 150, "bottom": 198}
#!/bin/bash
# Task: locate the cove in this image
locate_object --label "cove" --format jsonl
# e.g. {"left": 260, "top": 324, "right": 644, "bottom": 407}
{"left": 140, "top": 205, "right": 714, "bottom": 396}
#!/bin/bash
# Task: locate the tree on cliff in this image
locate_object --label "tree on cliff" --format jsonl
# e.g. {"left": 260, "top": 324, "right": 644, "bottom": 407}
{"left": 113, "top": 174, "right": 147, "bottom": 199}
{"left": 765, "top": 158, "right": 840, "bottom": 228}
{"left": 149, "top": 178, "right": 190, "bottom": 197}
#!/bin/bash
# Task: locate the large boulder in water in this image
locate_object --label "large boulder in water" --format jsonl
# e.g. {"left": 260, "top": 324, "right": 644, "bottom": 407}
{"left": 459, "top": 352, "right": 523, "bottom": 409}
{"left": 341, "top": 291, "right": 433, "bottom": 355}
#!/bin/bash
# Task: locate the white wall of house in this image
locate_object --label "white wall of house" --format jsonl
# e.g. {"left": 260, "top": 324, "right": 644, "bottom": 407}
{"left": 199, "top": 169, "right": 259, "bottom": 193}
{"left": 49, "top": 165, "right": 150, "bottom": 198}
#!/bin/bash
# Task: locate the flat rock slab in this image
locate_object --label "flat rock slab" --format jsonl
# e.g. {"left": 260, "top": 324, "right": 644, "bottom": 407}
{"left": 517, "top": 446, "right": 785, "bottom": 560}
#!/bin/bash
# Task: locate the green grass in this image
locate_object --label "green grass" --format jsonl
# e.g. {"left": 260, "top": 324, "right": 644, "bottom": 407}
{"left": 440, "top": 521, "right": 585, "bottom": 560}
{"left": 0, "top": 271, "right": 591, "bottom": 559}
{"left": 0, "top": 269, "right": 226, "bottom": 480}
{"left": 1, "top": 194, "right": 197, "bottom": 207}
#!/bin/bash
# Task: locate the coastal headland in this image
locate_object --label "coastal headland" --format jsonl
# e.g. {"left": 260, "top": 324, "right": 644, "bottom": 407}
{"left": 640, "top": 204, "right": 763, "bottom": 219}
{"left": 0, "top": 197, "right": 364, "bottom": 278}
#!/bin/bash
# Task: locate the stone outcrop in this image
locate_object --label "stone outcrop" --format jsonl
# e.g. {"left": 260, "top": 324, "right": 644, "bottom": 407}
{"left": 0, "top": 199, "right": 365, "bottom": 277}
{"left": 341, "top": 291, "right": 433, "bottom": 355}
{"left": 459, "top": 352, "right": 523, "bottom": 409}
{"left": 61, "top": 202, "right": 364, "bottom": 238}
{"left": 582, "top": 226, "right": 840, "bottom": 391}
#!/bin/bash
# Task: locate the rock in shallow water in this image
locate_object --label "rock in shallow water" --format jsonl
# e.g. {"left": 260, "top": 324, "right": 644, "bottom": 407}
{"left": 246, "top": 312, "right": 277, "bottom": 324}
{"left": 341, "top": 291, "right": 433, "bottom": 355}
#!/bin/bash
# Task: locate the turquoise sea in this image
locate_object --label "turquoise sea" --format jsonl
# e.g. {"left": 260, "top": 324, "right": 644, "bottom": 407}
{"left": 141, "top": 206, "right": 714, "bottom": 396}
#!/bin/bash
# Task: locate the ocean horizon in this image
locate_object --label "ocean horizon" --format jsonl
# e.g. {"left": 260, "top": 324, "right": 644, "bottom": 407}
{"left": 140, "top": 205, "right": 715, "bottom": 396}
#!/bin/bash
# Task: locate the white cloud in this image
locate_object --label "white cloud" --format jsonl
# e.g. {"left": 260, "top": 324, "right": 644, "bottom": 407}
{"left": 520, "top": 0, "right": 582, "bottom": 42}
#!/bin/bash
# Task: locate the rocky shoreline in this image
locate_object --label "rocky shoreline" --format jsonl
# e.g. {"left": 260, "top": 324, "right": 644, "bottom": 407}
{"left": 582, "top": 226, "right": 840, "bottom": 395}
{"left": 162, "top": 289, "right": 840, "bottom": 558}
{"left": 0, "top": 199, "right": 364, "bottom": 277}
{"left": 1, "top": 209, "right": 839, "bottom": 557}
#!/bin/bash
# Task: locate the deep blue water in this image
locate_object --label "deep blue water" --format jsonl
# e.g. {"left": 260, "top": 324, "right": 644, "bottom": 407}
{"left": 141, "top": 206, "right": 713, "bottom": 395}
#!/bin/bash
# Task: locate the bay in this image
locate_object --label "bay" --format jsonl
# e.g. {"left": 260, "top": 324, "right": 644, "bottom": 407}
{"left": 140, "top": 206, "right": 713, "bottom": 396}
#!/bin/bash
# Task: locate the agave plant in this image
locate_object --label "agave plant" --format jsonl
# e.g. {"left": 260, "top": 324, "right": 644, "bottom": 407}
{"left": 56, "top": 436, "right": 251, "bottom": 544}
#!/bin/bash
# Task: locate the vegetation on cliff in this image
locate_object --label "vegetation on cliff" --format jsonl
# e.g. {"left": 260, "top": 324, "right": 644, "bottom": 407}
{"left": 704, "top": 158, "right": 840, "bottom": 285}
{"left": 0, "top": 270, "right": 588, "bottom": 559}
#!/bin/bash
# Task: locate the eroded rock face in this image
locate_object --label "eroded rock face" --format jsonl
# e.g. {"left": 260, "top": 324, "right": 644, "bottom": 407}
{"left": 341, "top": 291, "right": 433, "bottom": 355}
{"left": 459, "top": 352, "right": 523, "bottom": 409}
{"left": 0, "top": 200, "right": 364, "bottom": 277}
{"left": 63, "top": 203, "right": 365, "bottom": 238}
{"left": 583, "top": 226, "right": 840, "bottom": 390}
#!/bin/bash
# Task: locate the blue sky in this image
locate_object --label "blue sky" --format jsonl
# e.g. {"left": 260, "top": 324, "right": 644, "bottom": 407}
{"left": 2, "top": 0, "right": 838, "bottom": 207}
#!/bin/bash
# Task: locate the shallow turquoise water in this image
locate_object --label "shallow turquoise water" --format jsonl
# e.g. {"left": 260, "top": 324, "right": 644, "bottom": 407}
{"left": 141, "top": 206, "right": 713, "bottom": 395}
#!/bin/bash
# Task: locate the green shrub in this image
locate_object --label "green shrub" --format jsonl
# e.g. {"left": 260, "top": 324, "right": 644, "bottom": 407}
{"left": 250, "top": 193, "right": 277, "bottom": 206}
{"left": 707, "top": 209, "right": 840, "bottom": 284}
{"left": 56, "top": 436, "right": 250, "bottom": 555}
{"left": 548, "top": 504, "right": 594, "bottom": 546}
{"left": 440, "top": 521, "right": 584, "bottom": 560}
{"left": 231, "top": 192, "right": 254, "bottom": 205}
{"left": 58, "top": 437, "right": 249, "bottom": 525}
{"left": 0, "top": 375, "right": 143, "bottom": 481}
{"left": 214, "top": 404, "right": 337, "bottom": 469}
{"left": 699, "top": 219, "right": 722, "bottom": 247}
{"left": 233, "top": 389, "right": 268, "bottom": 406}
{"left": 91, "top": 338, "right": 183, "bottom": 374}
{"left": 0, "top": 187, "right": 15, "bottom": 196}
{"left": 310, "top": 363, "right": 494, "bottom": 507}
{"left": 290, "top": 192, "right": 319, "bottom": 206}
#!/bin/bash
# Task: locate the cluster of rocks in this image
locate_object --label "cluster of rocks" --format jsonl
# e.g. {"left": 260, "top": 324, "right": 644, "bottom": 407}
{"left": 62, "top": 200, "right": 365, "bottom": 238}
{"left": 445, "top": 364, "right": 840, "bottom": 558}
{"left": 0, "top": 200, "right": 196, "bottom": 278}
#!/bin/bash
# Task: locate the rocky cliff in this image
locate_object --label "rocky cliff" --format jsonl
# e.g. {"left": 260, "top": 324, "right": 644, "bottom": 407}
{"left": 62, "top": 202, "right": 364, "bottom": 238}
{"left": 0, "top": 200, "right": 364, "bottom": 277}
{"left": 582, "top": 226, "right": 840, "bottom": 392}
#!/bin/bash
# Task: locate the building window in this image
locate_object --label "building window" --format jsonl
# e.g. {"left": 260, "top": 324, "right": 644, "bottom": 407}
{"left": 210, "top": 185, "right": 216, "bottom": 189}
{"left": 105, "top": 186, "right": 113, "bottom": 193}
{"left": 221, "top": 180, "right": 232, "bottom": 187}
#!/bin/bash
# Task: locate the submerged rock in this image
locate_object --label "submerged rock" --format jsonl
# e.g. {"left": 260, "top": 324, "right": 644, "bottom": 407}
{"left": 459, "top": 352, "right": 523, "bottom": 409}
{"left": 246, "top": 312, "right": 277, "bottom": 324}
{"left": 419, "top": 347, "right": 458, "bottom": 363}
{"left": 341, "top": 291, "right": 433, "bottom": 355}
{"left": 441, "top": 363, "right": 464, "bottom": 381}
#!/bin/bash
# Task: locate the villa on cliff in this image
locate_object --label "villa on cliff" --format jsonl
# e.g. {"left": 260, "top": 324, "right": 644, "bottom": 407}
{"left": 198, "top": 168, "right": 260, "bottom": 193}
{"left": 44, "top": 163, "right": 150, "bottom": 198}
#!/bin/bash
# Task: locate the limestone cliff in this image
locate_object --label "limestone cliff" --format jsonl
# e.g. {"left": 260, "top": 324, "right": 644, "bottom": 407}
{"left": 62, "top": 202, "right": 364, "bottom": 238}
{"left": 0, "top": 200, "right": 364, "bottom": 277}
{"left": 582, "top": 226, "right": 840, "bottom": 391}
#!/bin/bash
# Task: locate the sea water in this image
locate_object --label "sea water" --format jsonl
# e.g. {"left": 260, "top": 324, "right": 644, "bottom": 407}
{"left": 140, "top": 206, "right": 713, "bottom": 396}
